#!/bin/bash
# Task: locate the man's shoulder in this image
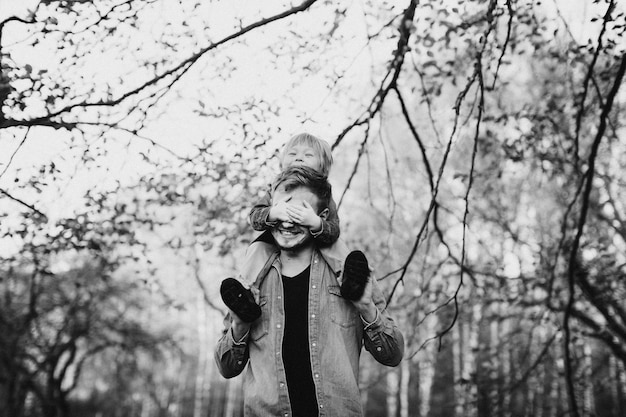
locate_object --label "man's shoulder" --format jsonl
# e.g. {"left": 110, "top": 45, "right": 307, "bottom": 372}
{"left": 317, "top": 239, "right": 348, "bottom": 277}
{"left": 240, "top": 240, "right": 279, "bottom": 285}
{"left": 246, "top": 240, "right": 278, "bottom": 259}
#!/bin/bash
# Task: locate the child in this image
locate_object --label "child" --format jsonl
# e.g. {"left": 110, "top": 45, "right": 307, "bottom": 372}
{"left": 220, "top": 133, "right": 370, "bottom": 322}
{"left": 249, "top": 133, "right": 338, "bottom": 247}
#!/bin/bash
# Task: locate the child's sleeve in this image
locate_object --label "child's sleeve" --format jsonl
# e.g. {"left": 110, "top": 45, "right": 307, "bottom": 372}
{"left": 248, "top": 189, "right": 277, "bottom": 231}
{"left": 311, "top": 197, "right": 340, "bottom": 246}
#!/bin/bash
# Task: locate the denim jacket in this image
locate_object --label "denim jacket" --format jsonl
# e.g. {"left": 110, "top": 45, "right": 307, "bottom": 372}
{"left": 214, "top": 240, "right": 405, "bottom": 417}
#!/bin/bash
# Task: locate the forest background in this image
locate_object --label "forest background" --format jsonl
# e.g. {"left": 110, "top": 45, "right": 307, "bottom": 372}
{"left": 1, "top": 0, "right": 625, "bottom": 416}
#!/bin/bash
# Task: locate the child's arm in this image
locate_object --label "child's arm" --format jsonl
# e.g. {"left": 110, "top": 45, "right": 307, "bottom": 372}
{"left": 248, "top": 189, "right": 291, "bottom": 231}
{"left": 314, "top": 197, "right": 340, "bottom": 246}
{"left": 248, "top": 190, "right": 274, "bottom": 231}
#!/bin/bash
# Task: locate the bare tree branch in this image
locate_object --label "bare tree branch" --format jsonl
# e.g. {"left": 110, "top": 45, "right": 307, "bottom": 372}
{"left": 0, "top": 15, "right": 37, "bottom": 32}
{"left": 576, "top": 266, "right": 626, "bottom": 341}
{"left": 436, "top": 55, "right": 485, "bottom": 347}
{"left": 336, "top": 124, "right": 370, "bottom": 209}
{"left": 572, "top": 0, "right": 616, "bottom": 165}
{"left": 0, "top": 126, "right": 30, "bottom": 179}
{"left": 331, "top": 0, "right": 418, "bottom": 151}
{"left": 1, "top": 0, "right": 321, "bottom": 129}
{"left": 394, "top": 87, "right": 435, "bottom": 190}
{"left": 491, "top": 0, "right": 515, "bottom": 89}
{"left": 562, "top": 30, "right": 625, "bottom": 417}
{"left": 0, "top": 187, "right": 47, "bottom": 220}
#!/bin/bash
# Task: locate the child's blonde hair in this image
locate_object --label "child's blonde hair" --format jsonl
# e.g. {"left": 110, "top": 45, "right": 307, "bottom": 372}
{"left": 279, "top": 133, "right": 333, "bottom": 177}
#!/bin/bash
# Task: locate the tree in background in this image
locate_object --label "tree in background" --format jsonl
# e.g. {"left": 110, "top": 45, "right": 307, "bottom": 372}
{"left": 0, "top": 256, "right": 172, "bottom": 417}
{"left": 1, "top": 0, "right": 625, "bottom": 416}
{"left": 0, "top": 186, "right": 178, "bottom": 417}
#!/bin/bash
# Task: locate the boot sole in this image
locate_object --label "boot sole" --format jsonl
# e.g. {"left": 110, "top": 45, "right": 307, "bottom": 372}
{"left": 220, "top": 278, "right": 261, "bottom": 323}
{"left": 340, "top": 250, "right": 370, "bottom": 301}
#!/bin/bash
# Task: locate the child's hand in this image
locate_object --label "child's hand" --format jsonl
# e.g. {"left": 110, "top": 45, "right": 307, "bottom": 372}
{"left": 287, "top": 200, "right": 322, "bottom": 232}
{"left": 269, "top": 195, "right": 292, "bottom": 222}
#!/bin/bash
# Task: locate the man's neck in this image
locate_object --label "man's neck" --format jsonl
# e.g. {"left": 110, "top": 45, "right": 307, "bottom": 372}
{"left": 280, "top": 245, "right": 314, "bottom": 278}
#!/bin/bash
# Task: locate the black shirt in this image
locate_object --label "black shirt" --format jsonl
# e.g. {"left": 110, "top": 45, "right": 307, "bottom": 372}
{"left": 282, "top": 265, "right": 318, "bottom": 417}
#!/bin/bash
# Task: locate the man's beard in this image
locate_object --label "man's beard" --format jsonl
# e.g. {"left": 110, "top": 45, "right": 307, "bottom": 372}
{"left": 277, "top": 236, "right": 311, "bottom": 252}
{"left": 271, "top": 224, "right": 313, "bottom": 252}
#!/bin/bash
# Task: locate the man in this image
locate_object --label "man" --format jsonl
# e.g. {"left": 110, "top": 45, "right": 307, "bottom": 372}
{"left": 215, "top": 166, "right": 404, "bottom": 417}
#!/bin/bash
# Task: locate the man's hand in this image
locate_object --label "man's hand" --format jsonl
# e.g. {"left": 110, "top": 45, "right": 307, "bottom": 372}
{"left": 230, "top": 309, "right": 252, "bottom": 341}
{"left": 350, "top": 277, "right": 377, "bottom": 323}
{"left": 286, "top": 200, "right": 322, "bottom": 232}
{"left": 268, "top": 195, "right": 292, "bottom": 222}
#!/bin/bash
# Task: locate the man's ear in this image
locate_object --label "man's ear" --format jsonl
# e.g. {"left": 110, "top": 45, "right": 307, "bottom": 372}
{"left": 319, "top": 208, "right": 329, "bottom": 220}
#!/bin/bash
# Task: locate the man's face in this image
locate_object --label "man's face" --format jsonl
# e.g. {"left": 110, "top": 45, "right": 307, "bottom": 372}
{"left": 270, "top": 185, "right": 321, "bottom": 252}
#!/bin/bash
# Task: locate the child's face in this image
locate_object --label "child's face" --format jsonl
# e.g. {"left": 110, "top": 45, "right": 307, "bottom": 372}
{"left": 282, "top": 144, "right": 322, "bottom": 172}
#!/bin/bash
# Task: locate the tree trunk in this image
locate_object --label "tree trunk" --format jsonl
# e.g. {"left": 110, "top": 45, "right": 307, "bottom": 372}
{"left": 224, "top": 377, "right": 243, "bottom": 417}
{"left": 1, "top": 369, "right": 27, "bottom": 417}
{"left": 399, "top": 359, "right": 410, "bottom": 417}
{"left": 193, "top": 291, "right": 208, "bottom": 417}
{"left": 617, "top": 356, "right": 626, "bottom": 417}
{"left": 476, "top": 303, "right": 492, "bottom": 417}
{"left": 495, "top": 308, "right": 507, "bottom": 417}
{"left": 387, "top": 368, "right": 400, "bottom": 417}
{"left": 408, "top": 357, "right": 422, "bottom": 417}
{"left": 508, "top": 319, "right": 528, "bottom": 417}
{"left": 582, "top": 341, "right": 594, "bottom": 416}
{"left": 428, "top": 305, "right": 456, "bottom": 417}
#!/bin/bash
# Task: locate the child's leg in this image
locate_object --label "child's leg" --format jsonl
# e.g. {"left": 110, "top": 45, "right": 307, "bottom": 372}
{"left": 219, "top": 238, "right": 278, "bottom": 323}
{"left": 319, "top": 240, "right": 370, "bottom": 301}
{"left": 220, "top": 278, "right": 261, "bottom": 323}
{"left": 341, "top": 250, "right": 370, "bottom": 301}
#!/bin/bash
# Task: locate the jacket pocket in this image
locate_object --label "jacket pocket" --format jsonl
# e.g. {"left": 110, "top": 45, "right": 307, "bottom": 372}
{"left": 327, "top": 285, "right": 359, "bottom": 328}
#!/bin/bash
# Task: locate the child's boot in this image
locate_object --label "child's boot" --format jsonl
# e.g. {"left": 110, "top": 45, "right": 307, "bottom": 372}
{"left": 220, "top": 278, "right": 261, "bottom": 323}
{"left": 340, "top": 250, "right": 370, "bottom": 301}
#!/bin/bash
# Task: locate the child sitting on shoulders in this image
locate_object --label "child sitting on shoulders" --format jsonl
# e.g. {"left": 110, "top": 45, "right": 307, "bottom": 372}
{"left": 220, "top": 133, "right": 370, "bottom": 322}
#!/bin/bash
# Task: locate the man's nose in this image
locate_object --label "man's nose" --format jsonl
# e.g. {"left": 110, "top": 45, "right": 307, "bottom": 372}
{"left": 280, "top": 221, "right": 295, "bottom": 228}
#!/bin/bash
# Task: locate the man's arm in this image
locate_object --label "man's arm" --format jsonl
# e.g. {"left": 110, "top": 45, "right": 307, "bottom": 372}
{"left": 214, "top": 314, "right": 252, "bottom": 378}
{"left": 352, "top": 277, "right": 404, "bottom": 367}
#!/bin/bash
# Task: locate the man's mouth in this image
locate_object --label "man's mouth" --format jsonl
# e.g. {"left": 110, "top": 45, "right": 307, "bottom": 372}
{"left": 277, "top": 228, "right": 300, "bottom": 237}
